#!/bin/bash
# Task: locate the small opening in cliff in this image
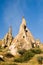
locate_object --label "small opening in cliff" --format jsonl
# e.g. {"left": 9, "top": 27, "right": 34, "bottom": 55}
{"left": 24, "top": 25, "right": 26, "bottom": 29}
{"left": 4, "top": 45, "right": 7, "bottom": 48}
{"left": 25, "top": 30, "right": 28, "bottom": 32}
{"left": 23, "top": 36, "right": 25, "bottom": 38}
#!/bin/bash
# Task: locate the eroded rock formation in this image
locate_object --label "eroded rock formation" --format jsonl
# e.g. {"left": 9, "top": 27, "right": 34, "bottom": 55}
{"left": 0, "top": 17, "right": 41, "bottom": 56}
{"left": 9, "top": 17, "right": 40, "bottom": 56}
{"left": 2, "top": 26, "right": 13, "bottom": 47}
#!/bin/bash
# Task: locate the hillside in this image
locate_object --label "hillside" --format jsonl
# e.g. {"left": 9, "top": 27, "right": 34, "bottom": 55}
{"left": 0, "top": 48, "right": 43, "bottom": 65}
{"left": 0, "top": 18, "right": 43, "bottom": 65}
{"left": 16, "top": 54, "right": 43, "bottom": 65}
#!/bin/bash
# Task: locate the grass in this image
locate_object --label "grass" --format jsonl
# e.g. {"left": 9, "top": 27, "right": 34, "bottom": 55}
{"left": 0, "top": 48, "right": 43, "bottom": 65}
{"left": 14, "top": 48, "right": 42, "bottom": 63}
{"left": 30, "top": 48, "right": 42, "bottom": 54}
{"left": 14, "top": 50, "right": 35, "bottom": 62}
{"left": 0, "top": 62, "right": 17, "bottom": 65}
{"left": 37, "top": 56, "right": 43, "bottom": 64}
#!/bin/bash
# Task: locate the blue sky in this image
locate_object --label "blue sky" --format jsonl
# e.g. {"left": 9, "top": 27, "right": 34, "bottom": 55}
{"left": 0, "top": 0, "right": 43, "bottom": 42}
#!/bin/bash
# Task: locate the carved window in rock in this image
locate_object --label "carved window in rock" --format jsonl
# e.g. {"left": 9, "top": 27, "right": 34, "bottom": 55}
{"left": 25, "top": 30, "right": 28, "bottom": 32}
{"left": 32, "top": 43, "right": 35, "bottom": 48}
{"left": 4, "top": 45, "right": 7, "bottom": 48}
{"left": 23, "top": 36, "right": 25, "bottom": 38}
{"left": 24, "top": 25, "right": 26, "bottom": 30}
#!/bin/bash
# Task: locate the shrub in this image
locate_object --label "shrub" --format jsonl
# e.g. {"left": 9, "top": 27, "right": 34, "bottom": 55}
{"left": 15, "top": 50, "right": 35, "bottom": 62}
{"left": 15, "top": 57, "right": 23, "bottom": 62}
{"left": 18, "top": 49, "right": 26, "bottom": 55}
{"left": 23, "top": 50, "right": 35, "bottom": 61}
{"left": 30, "top": 48, "right": 42, "bottom": 54}
{"left": 37, "top": 56, "right": 43, "bottom": 64}
{"left": 15, "top": 48, "right": 42, "bottom": 63}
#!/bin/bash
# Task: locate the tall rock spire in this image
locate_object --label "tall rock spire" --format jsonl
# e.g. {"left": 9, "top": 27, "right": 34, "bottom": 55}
{"left": 7, "top": 26, "right": 13, "bottom": 46}
{"left": 11, "top": 17, "right": 34, "bottom": 51}
{"left": 22, "top": 16, "right": 26, "bottom": 26}
{"left": 2, "top": 26, "right": 13, "bottom": 47}
{"left": 19, "top": 17, "right": 26, "bottom": 33}
{"left": 9, "top": 26, "right": 12, "bottom": 35}
{"left": 9, "top": 17, "right": 38, "bottom": 56}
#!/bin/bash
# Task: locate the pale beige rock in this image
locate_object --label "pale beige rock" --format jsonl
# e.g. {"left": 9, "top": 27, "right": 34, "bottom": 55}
{"left": 2, "top": 26, "right": 13, "bottom": 47}
{"left": 9, "top": 17, "right": 36, "bottom": 56}
{"left": 9, "top": 44, "right": 18, "bottom": 56}
{"left": 1, "top": 17, "right": 41, "bottom": 56}
{"left": 35, "top": 39, "right": 40, "bottom": 47}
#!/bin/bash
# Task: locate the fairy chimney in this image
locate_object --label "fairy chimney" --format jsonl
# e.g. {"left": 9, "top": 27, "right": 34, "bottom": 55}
{"left": 7, "top": 26, "right": 13, "bottom": 46}
{"left": 9, "top": 17, "right": 36, "bottom": 56}
{"left": 2, "top": 26, "right": 13, "bottom": 47}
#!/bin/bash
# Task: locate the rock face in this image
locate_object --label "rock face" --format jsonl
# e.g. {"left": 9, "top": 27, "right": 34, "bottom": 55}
{"left": 13, "top": 17, "right": 35, "bottom": 48}
{"left": 0, "top": 17, "right": 41, "bottom": 56}
{"left": 35, "top": 39, "right": 40, "bottom": 47}
{"left": 2, "top": 26, "right": 13, "bottom": 47}
{"left": 0, "top": 55, "right": 4, "bottom": 61}
{"left": 9, "top": 17, "right": 36, "bottom": 56}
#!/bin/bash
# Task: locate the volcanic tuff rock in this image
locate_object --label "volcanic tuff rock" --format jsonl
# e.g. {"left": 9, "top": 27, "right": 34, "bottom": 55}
{"left": 2, "top": 26, "right": 13, "bottom": 47}
{"left": 0, "top": 17, "right": 40, "bottom": 56}
{"left": 12, "top": 17, "right": 35, "bottom": 49}
{"left": 9, "top": 17, "right": 39, "bottom": 56}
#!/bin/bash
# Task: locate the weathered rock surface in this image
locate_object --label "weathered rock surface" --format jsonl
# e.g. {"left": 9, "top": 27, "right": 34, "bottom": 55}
{"left": 9, "top": 17, "right": 37, "bottom": 56}
{"left": 0, "top": 55, "right": 4, "bottom": 61}
{"left": 2, "top": 26, "right": 13, "bottom": 47}
{"left": 0, "top": 17, "right": 41, "bottom": 56}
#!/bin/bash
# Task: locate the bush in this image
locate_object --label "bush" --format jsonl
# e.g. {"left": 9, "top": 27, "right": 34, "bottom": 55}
{"left": 18, "top": 49, "right": 26, "bottom": 55}
{"left": 37, "top": 56, "right": 43, "bottom": 64}
{"left": 30, "top": 48, "right": 42, "bottom": 54}
{"left": 23, "top": 50, "right": 35, "bottom": 61}
{"left": 15, "top": 50, "right": 35, "bottom": 62}
{"left": 15, "top": 57, "right": 23, "bottom": 62}
{"left": 15, "top": 48, "right": 42, "bottom": 63}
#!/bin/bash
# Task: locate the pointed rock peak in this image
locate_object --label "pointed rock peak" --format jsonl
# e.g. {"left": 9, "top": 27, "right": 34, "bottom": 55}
{"left": 9, "top": 26, "right": 12, "bottom": 34}
{"left": 22, "top": 16, "right": 26, "bottom": 26}
{"left": 19, "top": 17, "right": 26, "bottom": 33}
